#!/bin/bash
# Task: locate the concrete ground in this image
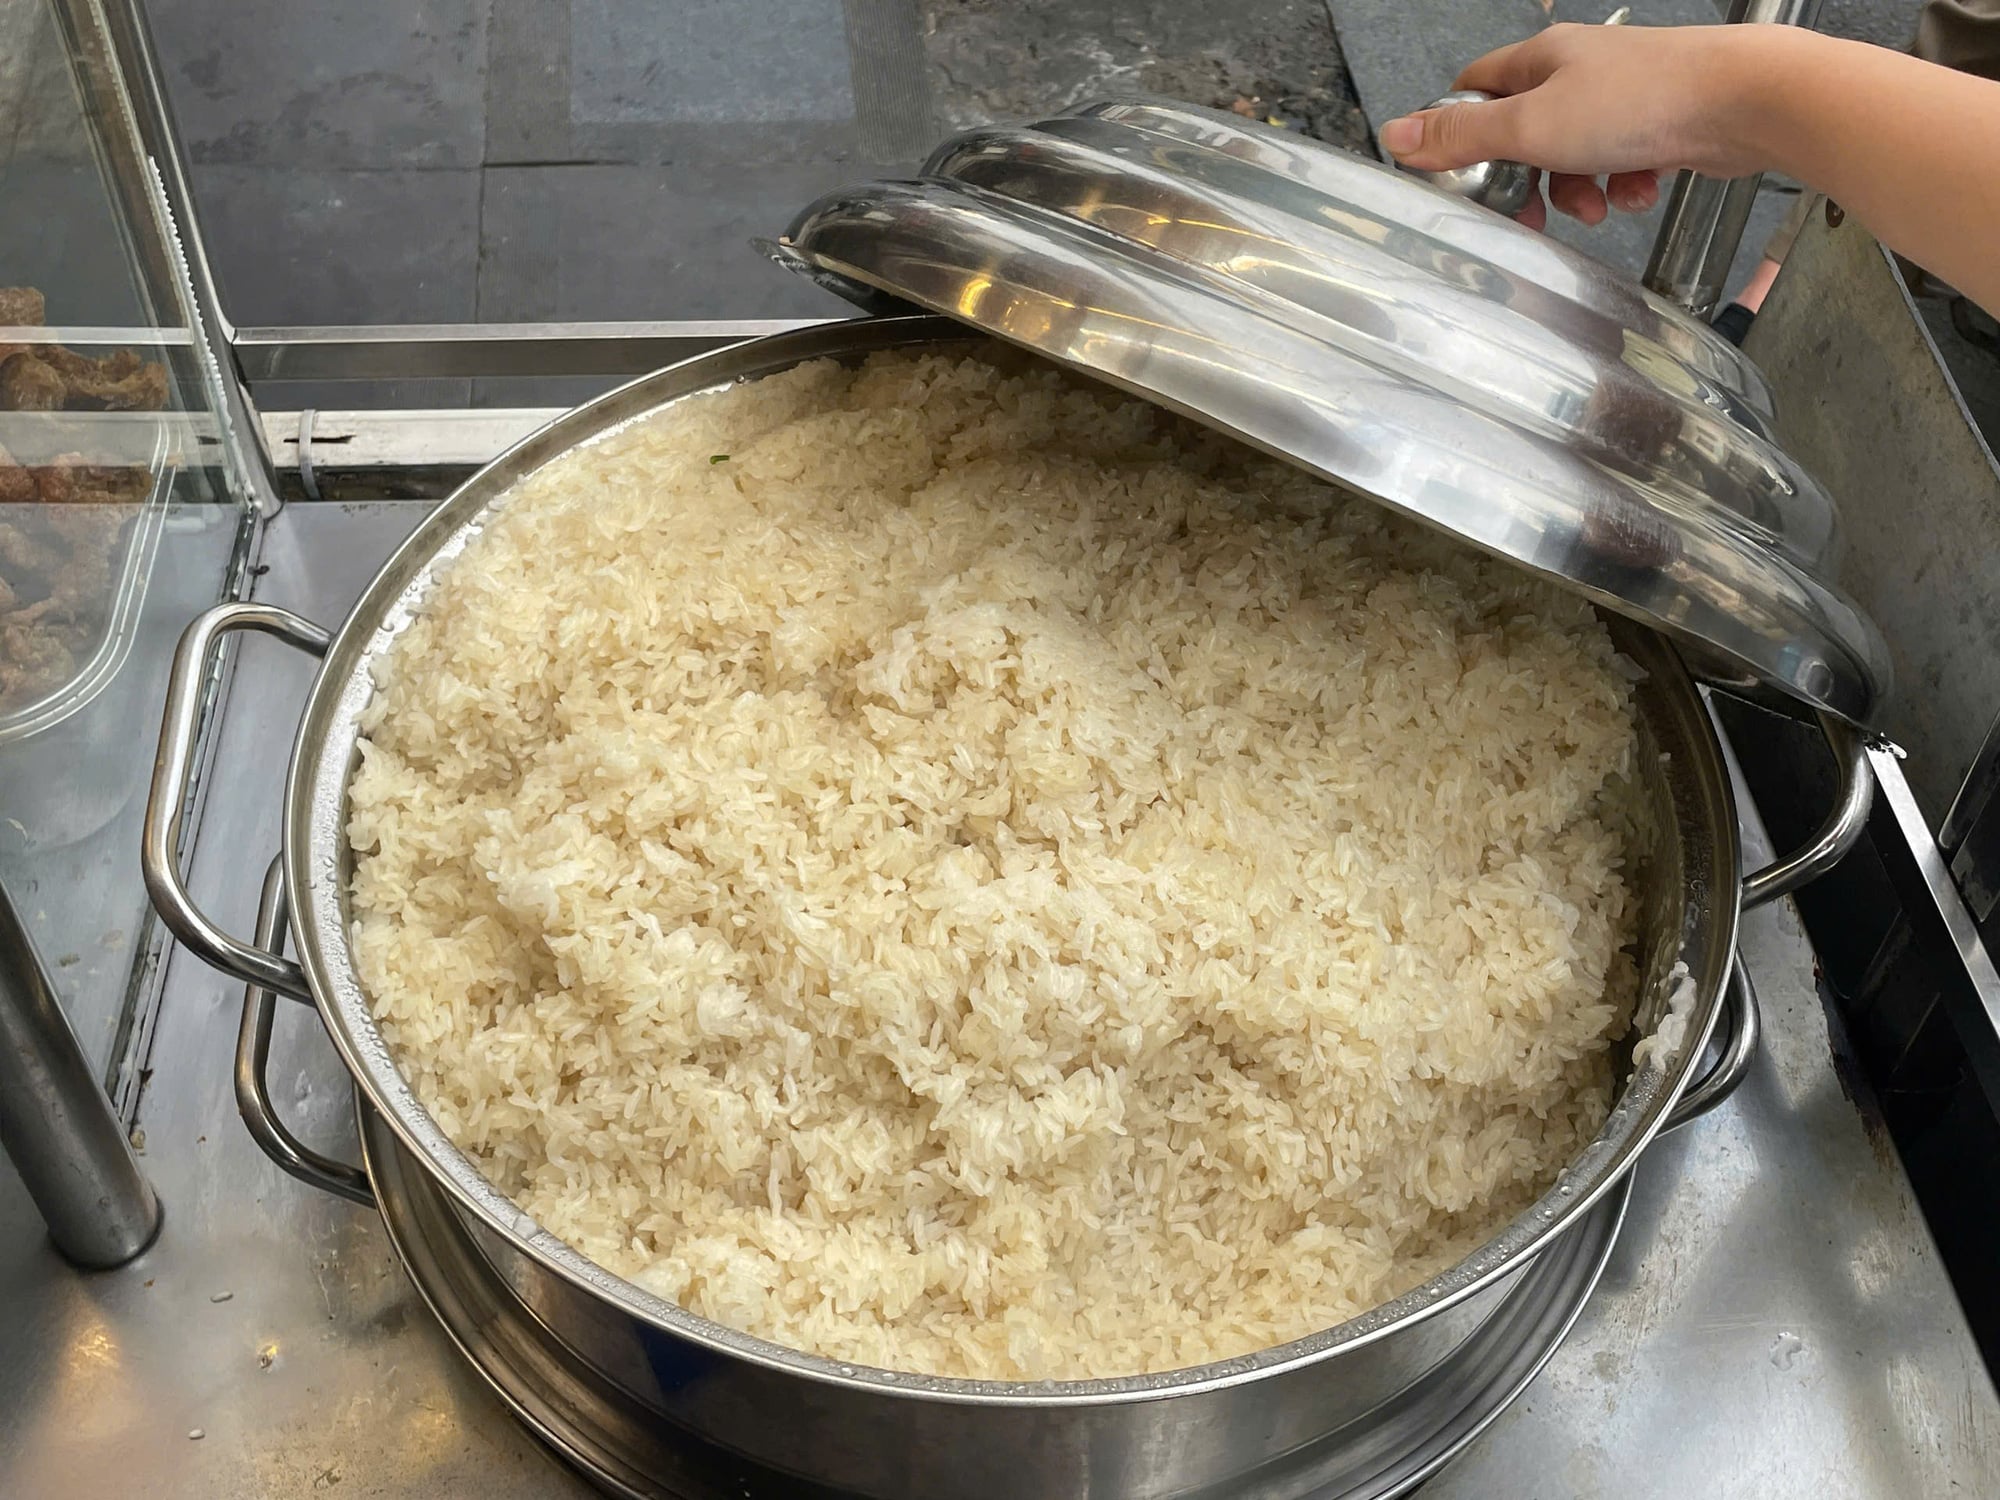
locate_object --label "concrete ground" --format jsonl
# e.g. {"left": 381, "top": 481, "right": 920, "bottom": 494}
{"left": 131, "top": 0, "right": 1936, "bottom": 402}
{"left": 143, "top": 0, "right": 1374, "bottom": 404}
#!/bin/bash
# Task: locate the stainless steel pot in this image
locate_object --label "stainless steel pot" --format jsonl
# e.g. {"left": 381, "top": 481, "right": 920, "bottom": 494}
{"left": 142, "top": 317, "right": 1873, "bottom": 1500}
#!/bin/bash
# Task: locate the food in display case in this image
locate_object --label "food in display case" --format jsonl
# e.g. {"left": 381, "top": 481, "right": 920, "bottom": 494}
{"left": 0, "top": 446, "right": 149, "bottom": 710}
{"left": 0, "top": 284, "right": 42, "bottom": 358}
{"left": 0, "top": 286, "right": 170, "bottom": 411}
{"left": 0, "top": 284, "right": 169, "bottom": 718}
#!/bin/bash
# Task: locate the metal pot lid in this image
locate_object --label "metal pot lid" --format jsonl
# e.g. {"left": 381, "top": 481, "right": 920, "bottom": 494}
{"left": 770, "top": 97, "right": 1892, "bottom": 727}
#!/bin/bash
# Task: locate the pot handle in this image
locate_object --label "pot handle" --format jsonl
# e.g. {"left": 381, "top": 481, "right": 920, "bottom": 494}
{"left": 1739, "top": 711, "right": 1874, "bottom": 911}
{"left": 143, "top": 601, "right": 329, "bottom": 1004}
{"left": 1668, "top": 712, "right": 1870, "bottom": 1131}
{"left": 237, "top": 858, "right": 374, "bottom": 1207}
{"left": 1662, "top": 956, "right": 1759, "bottom": 1133}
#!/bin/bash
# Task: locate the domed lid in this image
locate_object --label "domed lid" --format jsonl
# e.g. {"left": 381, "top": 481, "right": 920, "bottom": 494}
{"left": 771, "top": 98, "right": 1890, "bottom": 726}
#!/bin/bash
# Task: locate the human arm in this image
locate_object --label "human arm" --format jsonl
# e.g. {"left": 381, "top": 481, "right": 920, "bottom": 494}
{"left": 1377, "top": 23, "right": 2000, "bottom": 316}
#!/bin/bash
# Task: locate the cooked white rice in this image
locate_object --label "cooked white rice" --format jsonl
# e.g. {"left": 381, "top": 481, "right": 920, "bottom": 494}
{"left": 347, "top": 350, "right": 1639, "bottom": 1381}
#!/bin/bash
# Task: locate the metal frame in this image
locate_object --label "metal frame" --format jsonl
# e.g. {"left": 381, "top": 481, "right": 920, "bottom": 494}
{"left": 1641, "top": 0, "right": 1825, "bottom": 316}
{"left": 1870, "top": 746, "right": 2000, "bottom": 1103}
{"left": 0, "top": 0, "right": 270, "bottom": 1266}
{"left": 0, "top": 879, "right": 161, "bottom": 1267}
{"left": 231, "top": 319, "right": 832, "bottom": 382}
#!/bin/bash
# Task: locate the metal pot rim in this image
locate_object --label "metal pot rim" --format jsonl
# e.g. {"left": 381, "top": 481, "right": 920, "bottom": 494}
{"left": 278, "top": 315, "right": 1745, "bottom": 1407}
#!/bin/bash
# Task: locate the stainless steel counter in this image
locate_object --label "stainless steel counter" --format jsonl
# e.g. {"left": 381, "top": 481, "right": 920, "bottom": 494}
{"left": 2, "top": 499, "right": 1995, "bottom": 1498}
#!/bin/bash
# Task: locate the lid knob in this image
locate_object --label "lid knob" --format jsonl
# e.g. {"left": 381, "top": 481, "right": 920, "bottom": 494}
{"left": 1401, "top": 90, "right": 1535, "bottom": 217}
{"left": 1402, "top": 8, "right": 1630, "bottom": 217}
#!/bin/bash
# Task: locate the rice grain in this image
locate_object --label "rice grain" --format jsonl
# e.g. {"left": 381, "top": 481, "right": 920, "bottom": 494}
{"left": 348, "top": 350, "right": 1639, "bottom": 1380}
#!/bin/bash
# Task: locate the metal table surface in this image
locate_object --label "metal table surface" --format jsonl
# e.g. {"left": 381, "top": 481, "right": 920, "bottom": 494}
{"left": 2, "top": 500, "right": 1995, "bottom": 1499}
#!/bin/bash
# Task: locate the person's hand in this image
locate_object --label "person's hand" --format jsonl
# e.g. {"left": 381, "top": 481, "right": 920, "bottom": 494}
{"left": 1377, "top": 23, "right": 1780, "bottom": 231}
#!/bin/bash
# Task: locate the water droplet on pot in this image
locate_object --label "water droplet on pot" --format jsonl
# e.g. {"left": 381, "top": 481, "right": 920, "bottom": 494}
{"left": 1771, "top": 1331, "right": 1804, "bottom": 1370}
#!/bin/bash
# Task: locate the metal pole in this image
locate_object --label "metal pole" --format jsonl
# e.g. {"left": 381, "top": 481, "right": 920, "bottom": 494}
{"left": 0, "top": 880, "right": 162, "bottom": 1268}
{"left": 1641, "top": 0, "right": 1825, "bottom": 317}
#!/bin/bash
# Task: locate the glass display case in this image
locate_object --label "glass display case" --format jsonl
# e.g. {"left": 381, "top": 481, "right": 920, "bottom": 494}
{"left": 0, "top": 0, "right": 255, "bottom": 1098}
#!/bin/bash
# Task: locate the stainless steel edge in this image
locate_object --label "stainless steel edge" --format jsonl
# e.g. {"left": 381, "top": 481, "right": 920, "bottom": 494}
{"left": 1740, "top": 209, "right": 2000, "bottom": 828}
{"left": 277, "top": 316, "right": 1740, "bottom": 1432}
{"left": 231, "top": 320, "right": 837, "bottom": 382}
{"left": 1277, "top": 1180, "right": 1631, "bottom": 1500}
{"left": 1868, "top": 743, "right": 2000, "bottom": 1085}
{"left": 237, "top": 860, "right": 374, "bottom": 1207}
{"left": 1739, "top": 710, "right": 1874, "bottom": 909}
{"left": 1642, "top": 175, "right": 1763, "bottom": 322}
{"left": 1948, "top": 782, "right": 2000, "bottom": 927}
{"left": 143, "top": 601, "right": 328, "bottom": 1001}
{"left": 1659, "top": 958, "right": 1761, "bottom": 1133}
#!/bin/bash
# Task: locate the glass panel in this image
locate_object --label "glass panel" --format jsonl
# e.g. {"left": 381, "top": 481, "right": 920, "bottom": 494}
{"left": 0, "top": 0, "right": 253, "bottom": 1091}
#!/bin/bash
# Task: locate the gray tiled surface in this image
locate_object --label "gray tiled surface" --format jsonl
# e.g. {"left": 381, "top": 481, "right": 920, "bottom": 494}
{"left": 570, "top": 0, "right": 855, "bottom": 125}
{"left": 476, "top": 161, "right": 859, "bottom": 322}
{"left": 144, "top": 0, "right": 1371, "bottom": 383}
{"left": 137, "top": 0, "right": 1932, "bottom": 405}
{"left": 158, "top": 0, "right": 489, "bottom": 168}
{"left": 187, "top": 166, "right": 483, "bottom": 322}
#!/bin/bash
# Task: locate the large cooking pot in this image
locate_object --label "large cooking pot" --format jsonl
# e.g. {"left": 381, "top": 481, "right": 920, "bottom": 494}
{"left": 142, "top": 315, "right": 1873, "bottom": 1499}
